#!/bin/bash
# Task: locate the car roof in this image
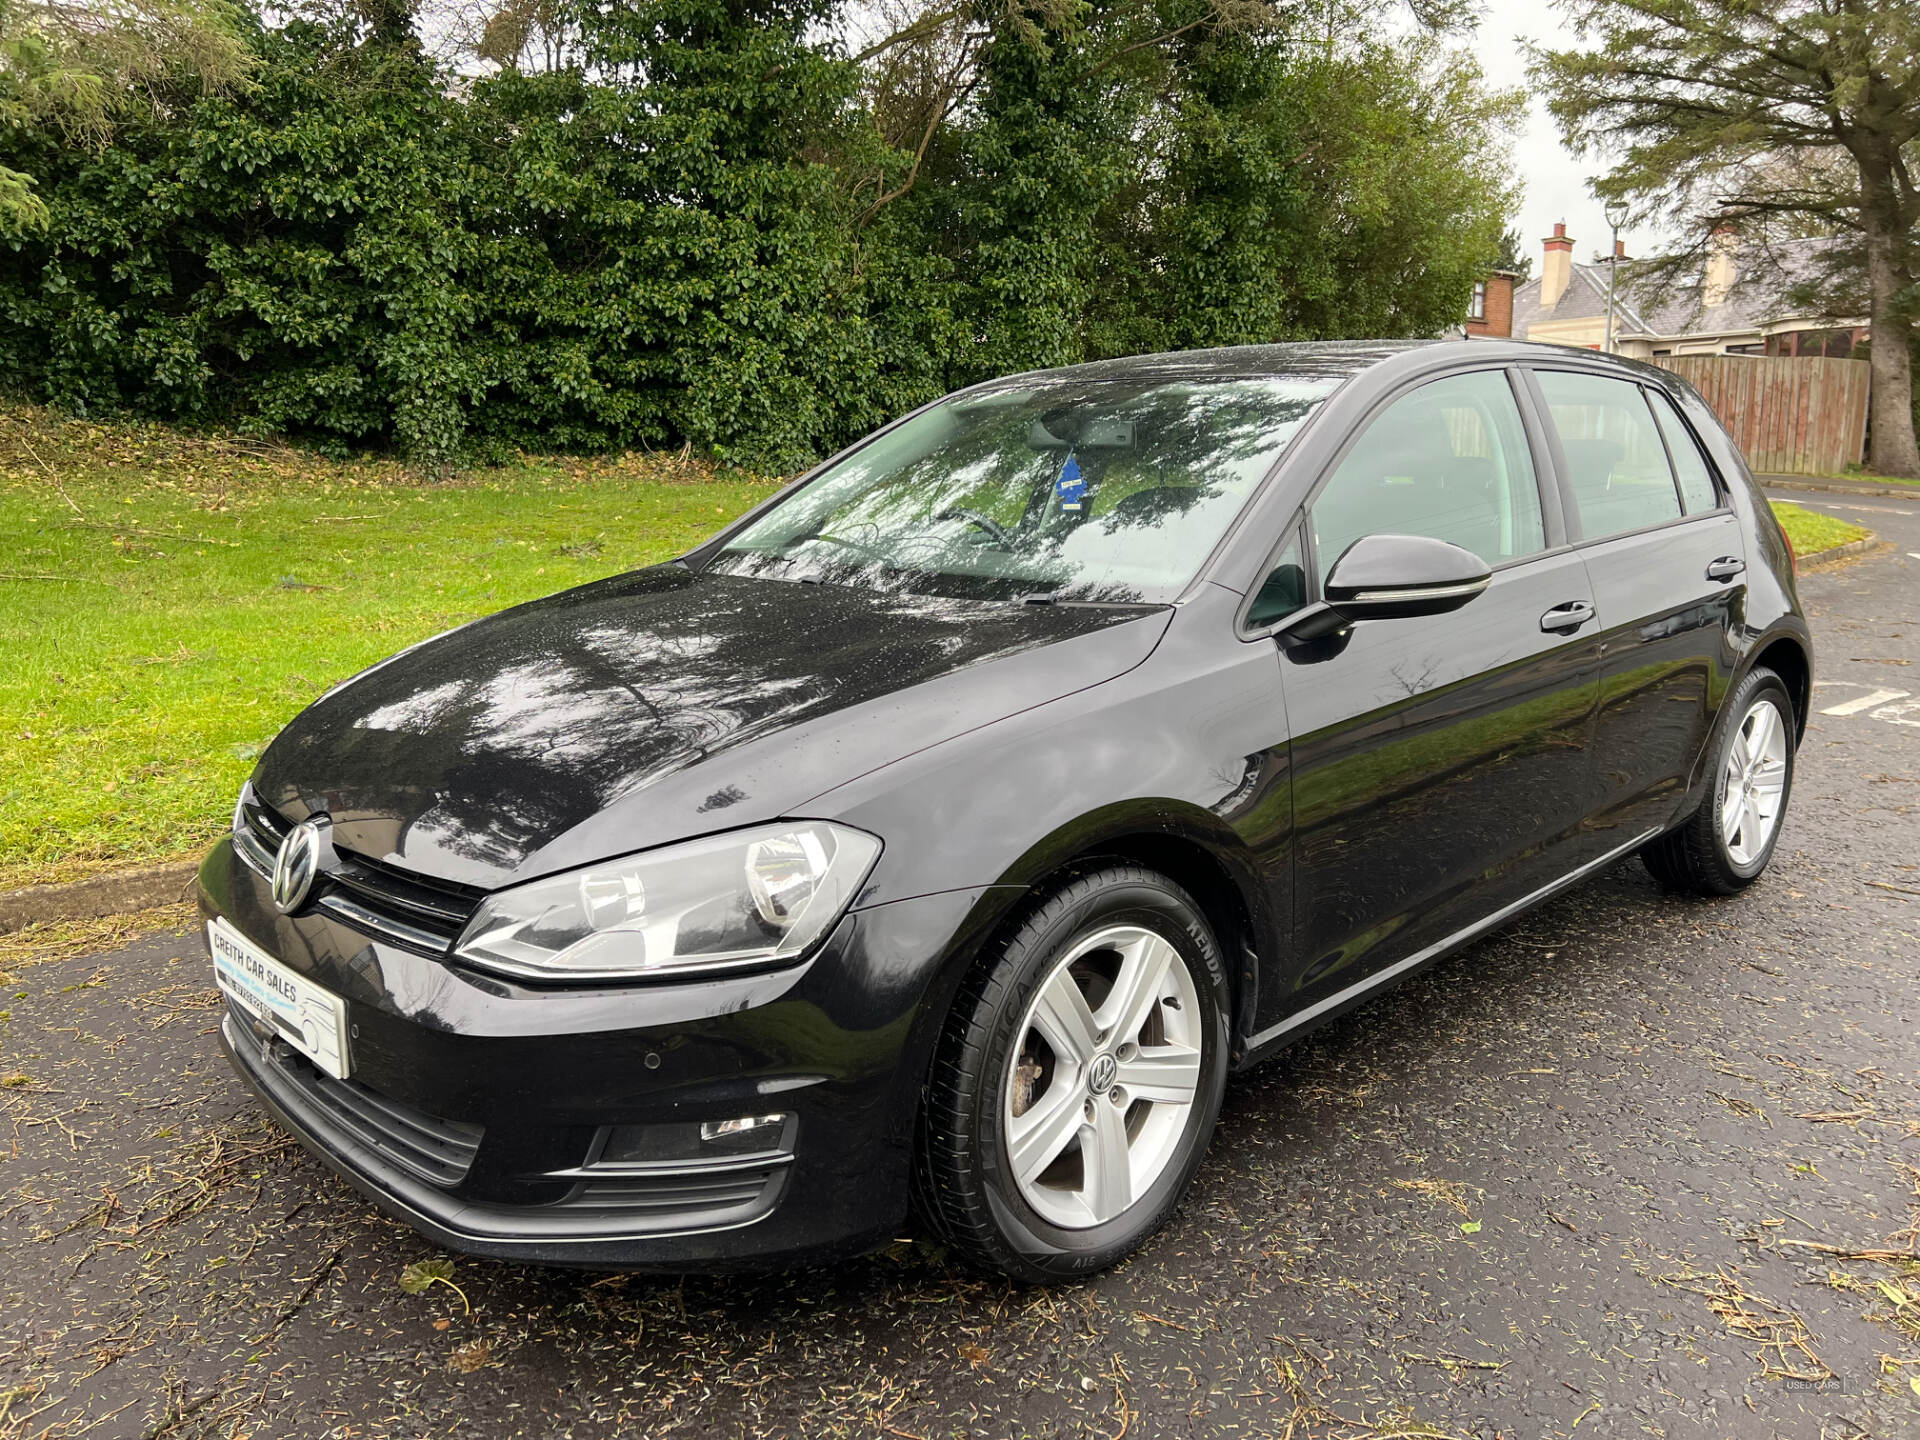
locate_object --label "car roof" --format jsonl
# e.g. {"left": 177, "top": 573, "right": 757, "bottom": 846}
{"left": 981, "top": 341, "right": 1435, "bottom": 388}
{"left": 978, "top": 339, "right": 1676, "bottom": 389}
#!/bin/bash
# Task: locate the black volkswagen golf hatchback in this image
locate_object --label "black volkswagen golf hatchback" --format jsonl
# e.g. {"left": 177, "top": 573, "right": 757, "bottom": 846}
{"left": 202, "top": 341, "right": 1811, "bottom": 1281}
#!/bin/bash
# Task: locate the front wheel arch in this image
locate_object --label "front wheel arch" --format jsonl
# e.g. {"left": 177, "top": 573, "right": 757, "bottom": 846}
{"left": 981, "top": 804, "right": 1276, "bottom": 1028}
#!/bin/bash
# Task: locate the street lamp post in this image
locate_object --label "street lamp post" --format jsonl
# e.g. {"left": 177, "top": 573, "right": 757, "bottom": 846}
{"left": 1603, "top": 199, "right": 1630, "bottom": 354}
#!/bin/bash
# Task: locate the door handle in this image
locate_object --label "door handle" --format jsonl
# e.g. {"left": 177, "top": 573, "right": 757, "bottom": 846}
{"left": 1706, "top": 556, "right": 1746, "bottom": 582}
{"left": 1540, "top": 601, "right": 1595, "bottom": 634}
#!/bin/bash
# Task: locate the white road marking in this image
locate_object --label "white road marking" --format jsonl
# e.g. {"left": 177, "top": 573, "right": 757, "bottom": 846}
{"left": 1822, "top": 688, "right": 1912, "bottom": 716}
{"left": 1909, "top": 552, "right": 1920, "bottom": 560}
{"left": 1871, "top": 700, "right": 1920, "bottom": 728}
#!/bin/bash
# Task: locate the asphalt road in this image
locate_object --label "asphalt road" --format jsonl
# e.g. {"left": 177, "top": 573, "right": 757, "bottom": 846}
{"left": 4, "top": 498, "right": 1918, "bottom": 1440}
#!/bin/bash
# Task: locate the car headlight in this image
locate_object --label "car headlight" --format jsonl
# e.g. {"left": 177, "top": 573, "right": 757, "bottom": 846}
{"left": 452, "top": 822, "right": 882, "bottom": 982}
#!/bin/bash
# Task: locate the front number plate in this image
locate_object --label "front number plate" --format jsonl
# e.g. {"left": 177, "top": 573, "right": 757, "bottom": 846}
{"left": 209, "top": 918, "right": 351, "bottom": 1080}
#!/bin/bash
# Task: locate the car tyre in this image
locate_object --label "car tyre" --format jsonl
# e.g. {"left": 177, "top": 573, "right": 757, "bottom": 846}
{"left": 1641, "top": 666, "right": 1796, "bottom": 896}
{"left": 915, "top": 863, "right": 1230, "bottom": 1282}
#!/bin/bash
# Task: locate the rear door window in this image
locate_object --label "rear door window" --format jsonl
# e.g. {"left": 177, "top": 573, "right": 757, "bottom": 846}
{"left": 1536, "top": 371, "right": 1684, "bottom": 540}
{"left": 1647, "top": 390, "right": 1722, "bottom": 514}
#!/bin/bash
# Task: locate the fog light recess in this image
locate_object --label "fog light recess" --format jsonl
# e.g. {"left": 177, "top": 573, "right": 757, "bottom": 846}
{"left": 597, "top": 1113, "right": 793, "bottom": 1166}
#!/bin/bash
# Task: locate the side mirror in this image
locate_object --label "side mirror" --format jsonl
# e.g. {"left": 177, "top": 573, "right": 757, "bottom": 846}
{"left": 1277, "top": 534, "right": 1490, "bottom": 642}
{"left": 1324, "top": 534, "right": 1492, "bottom": 619}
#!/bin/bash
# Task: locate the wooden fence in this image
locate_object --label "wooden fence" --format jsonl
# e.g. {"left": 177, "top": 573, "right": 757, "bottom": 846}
{"left": 1650, "top": 354, "right": 1870, "bottom": 476}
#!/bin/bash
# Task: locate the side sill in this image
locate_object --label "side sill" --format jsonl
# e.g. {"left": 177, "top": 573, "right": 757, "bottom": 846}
{"left": 1237, "top": 827, "right": 1659, "bottom": 1066}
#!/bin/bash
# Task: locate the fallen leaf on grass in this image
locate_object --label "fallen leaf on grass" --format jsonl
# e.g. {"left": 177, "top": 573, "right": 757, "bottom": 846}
{"left": 1460, "top": 1220, "right": 1482, "bottom": 1235}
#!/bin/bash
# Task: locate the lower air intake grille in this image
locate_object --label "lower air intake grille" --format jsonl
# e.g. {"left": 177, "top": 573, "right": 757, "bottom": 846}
{"left": 230, "top": 1010, "right": 483, "bottom": 1187}
{"left": 560, "top": 1168, "right": 785, "bottom": 1215}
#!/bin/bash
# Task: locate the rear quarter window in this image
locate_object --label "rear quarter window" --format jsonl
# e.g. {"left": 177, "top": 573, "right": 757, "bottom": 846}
{"left": 1647, "top": 389, "right": 1723, "bottom": 514}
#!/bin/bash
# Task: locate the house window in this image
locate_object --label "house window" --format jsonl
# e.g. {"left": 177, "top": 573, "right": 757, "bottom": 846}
{"left": 1468, "top": 282, "right": 1487, "bottom": 322}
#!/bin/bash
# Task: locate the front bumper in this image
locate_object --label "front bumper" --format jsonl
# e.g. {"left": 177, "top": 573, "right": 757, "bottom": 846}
{"left": 199, "top": 837, "right": 999, "bottom": 1270}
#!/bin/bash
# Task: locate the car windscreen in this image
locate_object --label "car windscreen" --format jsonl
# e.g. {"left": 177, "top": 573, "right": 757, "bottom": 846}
{"left": 704, "top": 376, "right": 1340, "bottom": 604}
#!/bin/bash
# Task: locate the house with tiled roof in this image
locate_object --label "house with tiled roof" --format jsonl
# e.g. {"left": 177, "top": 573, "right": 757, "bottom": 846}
{"left": 1472, "top": 225, "right": 1869, "bottom": 362}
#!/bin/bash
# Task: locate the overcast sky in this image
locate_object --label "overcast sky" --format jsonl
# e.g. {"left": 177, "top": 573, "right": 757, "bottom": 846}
{"left": 1469, "top": 0, "right": 1658, "bottom": 267}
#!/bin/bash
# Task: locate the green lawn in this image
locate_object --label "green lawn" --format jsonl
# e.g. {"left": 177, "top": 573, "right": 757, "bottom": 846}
{"left": 1770, "top": 499, "right": 1870, "bottom": 558}
{"left": 0, "top": 406, "right": 775, "bottom": 889}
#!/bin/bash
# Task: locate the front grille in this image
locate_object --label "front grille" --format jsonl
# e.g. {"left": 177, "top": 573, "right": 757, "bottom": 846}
{"left": 234, "top": 794, "right": 481, "bottom": 954}
{"left": 229, "top": 1008, "right": 484, "bottom": 1187}
{"left": 233, "top": 796, "right": 286, "bottom": 875}
{"left": 321, "top": 846, "right": 478, "bottom": 952}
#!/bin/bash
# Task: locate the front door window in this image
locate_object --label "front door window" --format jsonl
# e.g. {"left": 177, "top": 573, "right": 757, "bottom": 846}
{"left": 1311, "top": 370, "right": 1547, "bottom": 574}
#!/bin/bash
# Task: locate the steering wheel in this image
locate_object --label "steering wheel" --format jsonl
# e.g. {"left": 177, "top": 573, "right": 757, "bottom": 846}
{"left": 935, "top": 507, "right": 1016, "bottom": 549}
{"left": 802, "top": 531, "right": 892, "bottom": 564}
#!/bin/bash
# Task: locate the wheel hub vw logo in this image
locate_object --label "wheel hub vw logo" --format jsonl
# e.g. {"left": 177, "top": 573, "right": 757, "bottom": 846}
{"left": 1088, "top": 1053, "right": 1118, "bottom": 1095}
{"left": 271, "top": 818, "right": 327, "bottom": 914}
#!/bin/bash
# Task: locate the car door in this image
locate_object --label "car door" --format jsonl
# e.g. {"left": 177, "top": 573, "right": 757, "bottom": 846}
{"left": 1269, "top": 368, "right": 1602, "bottom": 1006}
{"left": 1526, "top": 369, "right": 1745, "bottom": 847}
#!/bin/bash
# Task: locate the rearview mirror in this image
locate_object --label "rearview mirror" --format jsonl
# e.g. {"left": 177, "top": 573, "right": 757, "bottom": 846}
{"left": 1276, "top": 533, "right": 1490, "bottom": 642}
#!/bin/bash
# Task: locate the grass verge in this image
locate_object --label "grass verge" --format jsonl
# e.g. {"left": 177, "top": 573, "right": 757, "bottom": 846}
{"left": 0, "top": 902, "right": 199, "bottom": 977}
{"left": 1, "top": 404, "right": 775, "bottom": 890}
{"left": 1770, "top": 500, "right": 1871, "bottom": 559}
{"left": 1834, "top": 468, "right": 1920, "bottom": 487}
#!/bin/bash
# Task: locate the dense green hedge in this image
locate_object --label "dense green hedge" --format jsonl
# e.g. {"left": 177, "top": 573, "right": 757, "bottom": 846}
{"left": 0, "top": 1, "right": 1517, "bottom": 469}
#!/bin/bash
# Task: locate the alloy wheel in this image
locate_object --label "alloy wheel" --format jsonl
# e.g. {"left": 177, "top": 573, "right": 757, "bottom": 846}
{"left": 1721, "top": 697, "right": 1789, "bottom": 867}
{"left": 1002, "top": 925, "right": 1203, "bottom": 1229}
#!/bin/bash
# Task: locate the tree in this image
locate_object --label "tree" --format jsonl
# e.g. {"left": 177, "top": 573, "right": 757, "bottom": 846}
{"left": 0, "top": 0, "right": 253, "bottom": 233}
{"left": 1535, "top": 0, "right": 1920, "bottom": 478}
{"left": 0, "top": 0, "right": 1521, "bottom": 464}
{"left": 1492, "top": 225, "right": 1533, "bottom": 282}
{"left": 858, "top": 0, "right": 1517, "bottom": 383}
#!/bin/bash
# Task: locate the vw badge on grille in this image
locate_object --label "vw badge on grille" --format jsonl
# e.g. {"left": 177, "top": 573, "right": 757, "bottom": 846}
{"left": 271, "top": 818, "right": 326, "bottom": 914}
